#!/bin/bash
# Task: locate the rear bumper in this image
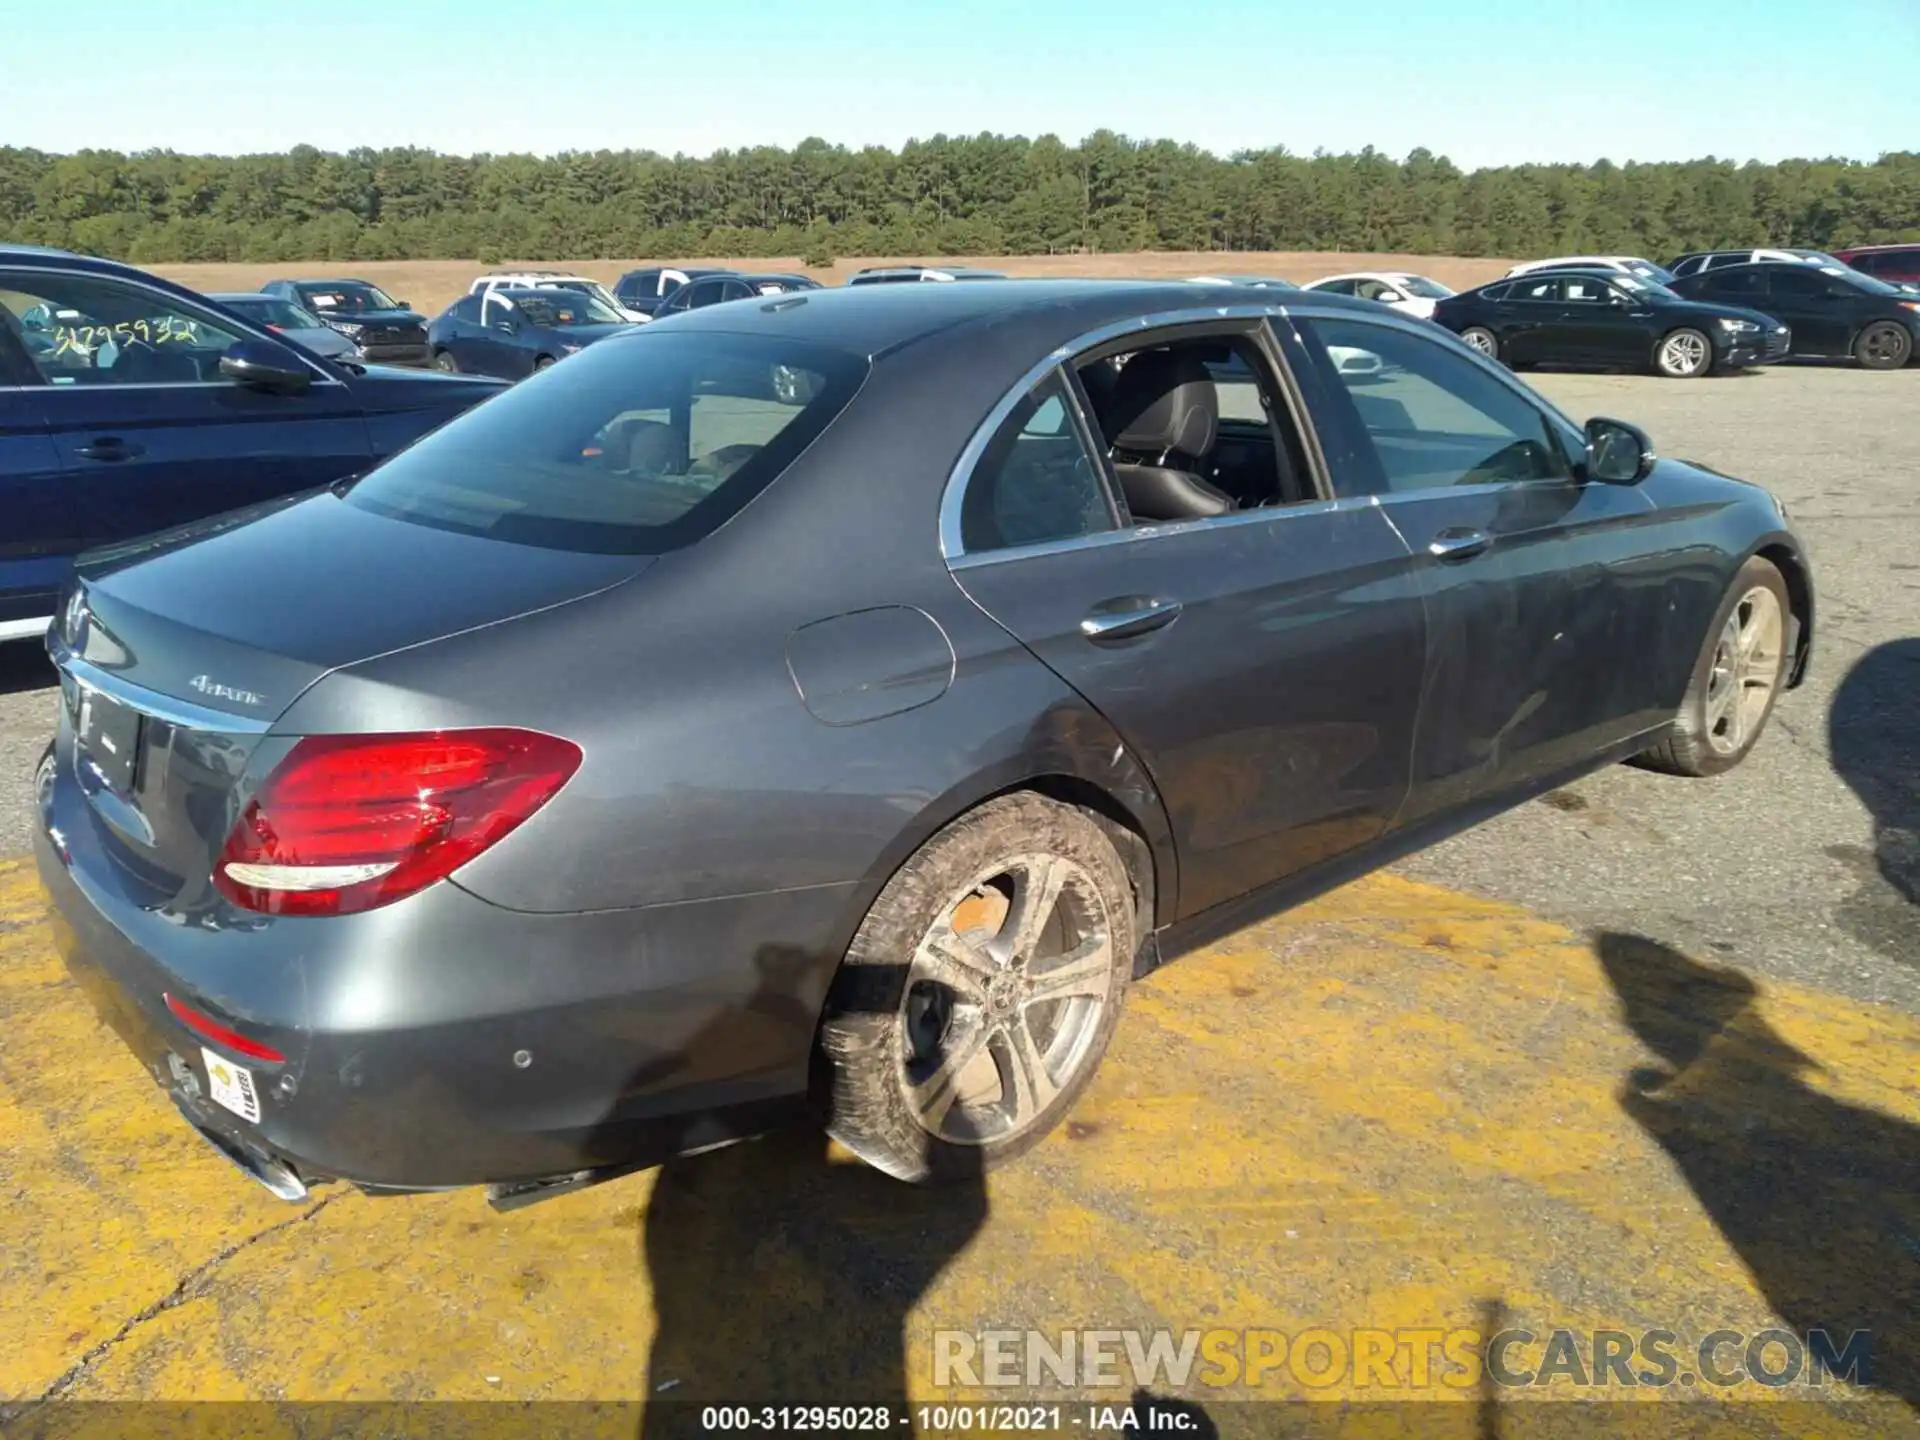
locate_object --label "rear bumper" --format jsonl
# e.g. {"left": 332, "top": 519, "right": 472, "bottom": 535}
{"left": 33, "top": 743, "right": 850, "bottom": 1192}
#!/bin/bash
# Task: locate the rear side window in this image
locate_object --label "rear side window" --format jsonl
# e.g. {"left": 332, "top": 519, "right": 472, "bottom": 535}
{"left": 959, "top": 371, "right": 1118, "bottom": 553}
{"left": 345, "top": 331, "right": 868, "bottom": 554}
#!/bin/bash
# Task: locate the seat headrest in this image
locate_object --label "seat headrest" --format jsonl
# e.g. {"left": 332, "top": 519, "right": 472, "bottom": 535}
{"left": 1102, "top": 349, "right": 1218, "bottom": 458}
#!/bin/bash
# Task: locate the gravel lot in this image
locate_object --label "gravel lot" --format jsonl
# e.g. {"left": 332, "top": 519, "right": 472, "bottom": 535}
{"left": 2, "top": 361, "right": 1913, "bottom": 1008}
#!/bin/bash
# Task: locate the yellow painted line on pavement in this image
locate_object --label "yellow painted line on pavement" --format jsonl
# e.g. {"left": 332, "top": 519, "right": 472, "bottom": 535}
{"left": 1, "top": 855, "right": 1915, "bottom": 1433}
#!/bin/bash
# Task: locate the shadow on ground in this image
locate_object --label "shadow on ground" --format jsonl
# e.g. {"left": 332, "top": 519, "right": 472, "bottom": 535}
{"left": 1596, "top": 931, "right": 1918, "bottom": 1412}
{"left": 1828, "top": 638, "right": 1920, "bottom": 962}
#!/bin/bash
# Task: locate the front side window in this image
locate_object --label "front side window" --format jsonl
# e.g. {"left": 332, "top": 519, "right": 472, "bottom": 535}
{"left": 345, "top": 331, "right": 868, "bottom": 555}
{"left": 959, "top": 371, "right": 1117, "bottom": 554}
{"left": 0, "top": 271, "right": 243, "bottom": 385}
{"left": 1295, "top": 317, "right": 1572, "bottom": 496}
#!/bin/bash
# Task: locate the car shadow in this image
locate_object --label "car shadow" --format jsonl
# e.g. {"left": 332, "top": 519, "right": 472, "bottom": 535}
{"left": 0, "top": 640, "right": 54, "bottom": 697}
{"left": 1594, "top": 931, "right": 1919, "bottom": 1411}
{"left": 604, "top": 946, "right": 990, "bottom": 1439}
{"left": 1827, "top": 639, "right": 1920, "bottom": 963}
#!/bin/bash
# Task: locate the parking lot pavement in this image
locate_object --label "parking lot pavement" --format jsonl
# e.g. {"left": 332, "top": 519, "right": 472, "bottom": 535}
{"left": 1401, "top": 365, "right": 1920, "bottom": 1013}
{"left": 2, "top": 855, "right": 1915, "bottom": 1429}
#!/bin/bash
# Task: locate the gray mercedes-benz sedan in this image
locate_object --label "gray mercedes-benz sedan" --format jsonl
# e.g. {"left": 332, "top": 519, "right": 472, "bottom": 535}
{"left": 34, "top": 280, "right": 1814, "bottom": 1205}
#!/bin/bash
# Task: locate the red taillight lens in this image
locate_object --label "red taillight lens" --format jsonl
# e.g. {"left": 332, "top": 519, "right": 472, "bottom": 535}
{"left": 214, "top": 729, "right": 581, "bottom": 917}
{"left": 267, "top": 323, "right": 283, "bottom": 332}
{"left": 164, "top": 992, "right": 287, "bottom": 1063}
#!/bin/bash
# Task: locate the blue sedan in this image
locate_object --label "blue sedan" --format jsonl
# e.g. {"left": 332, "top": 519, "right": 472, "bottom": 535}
{"left": 427, "top": 288, "right": 636, "bottom": 380}
{"left": 0, "top": 245, "right": 505, "bottom": 642}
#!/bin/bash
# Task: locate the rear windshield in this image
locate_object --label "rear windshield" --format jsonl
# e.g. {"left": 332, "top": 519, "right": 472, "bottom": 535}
{"left": 344, "top": 331, "right": 868, "bottom": 554}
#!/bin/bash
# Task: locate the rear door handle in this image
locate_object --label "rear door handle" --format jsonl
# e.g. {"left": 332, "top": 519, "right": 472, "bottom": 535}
{"left": 1428, "top": 528, "right": 1493, "bottom": 562}
{"left": 74, "top": 437, "right": 145, "bottom": 462}
{"left": 1080, "top": 596, "right": 1183, "bottom": 643}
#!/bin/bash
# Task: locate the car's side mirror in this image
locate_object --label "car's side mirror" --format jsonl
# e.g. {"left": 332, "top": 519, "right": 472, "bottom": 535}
{"left": 1583, "top": 416, "right": 1653, "bottom": 484}
{"left": 395, "top": 299, "right": 411, "bottom": 309}
{"left": 219, "top": 339, "right": 311, "bottom": 395}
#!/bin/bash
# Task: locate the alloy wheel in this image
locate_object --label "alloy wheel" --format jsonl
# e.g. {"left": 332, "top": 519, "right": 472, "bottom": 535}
{"left": 898, "top": 853, "right": 1115, "bottom": 1145}
{"left": 1462, "top": 328, "right": 1498, "bottom": 357}
{"left": 1861, "top": 324, "right": 1911, "bottom": 368}
{"left": 1659, "top": 330, "right": 1709, "bottom": 377}
{"left": 1703, "top": 585, "right": 1784, "bottom": 756}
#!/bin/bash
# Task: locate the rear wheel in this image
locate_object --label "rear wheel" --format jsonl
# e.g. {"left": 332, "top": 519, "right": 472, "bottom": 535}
{"left": 1654, "top": 327, "right": 1713, "bottom": 378}
{"left": 432, "top": 349, "right": 458, "bottom": 373}
{"left": 533, "top": 355, "right": 556, "bottom": 372}
{"left": 1460, "top": 326, "right": 1500, "bottom": 361}
{"left": 1631, "top": 556, "right": 1791, "bottom": 777}
{"left": 1854, "top": 321, "right": 1913, "bottom": 371}
{"left": 815, "top": 794, "right": 1135, "bottom": 1183}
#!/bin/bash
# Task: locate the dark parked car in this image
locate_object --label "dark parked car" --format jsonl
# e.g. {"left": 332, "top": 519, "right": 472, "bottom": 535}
{"left": 611, "top": 266, "right": 733, "bottom": 317}
{"left": 0, "top": 246, "right": 503, "bottom": 642}
{"left": 1830, "top": 244, "right": 1920, "bottom": 287}
{"left": 652, "top": 271, "right": 821, "bottom": 317}
{"left": 35, "top": 281, "right": 1812, "bottom": 1207}
{"left": 258, "top": 278, "right": 431, "bottom": 366}
{"left": 1670, "top": 261, "right": 1920, "bottom": 369}
{"left": 208, "top": 293, "right": 358, "bottom": 361}
{"left": 427, "top": 288, "right": 633, "bottom": 379}
{"left": 1433, "top": 268, "right": 1790, "bottom": 377}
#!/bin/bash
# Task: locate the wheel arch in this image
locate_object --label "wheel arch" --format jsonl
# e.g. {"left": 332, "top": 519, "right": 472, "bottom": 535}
{"left": 818, "top": 735, "right": 1181, "bottom": 1004}
{"left": 1752, "top": 539, "right": 1815, "bottom": 688}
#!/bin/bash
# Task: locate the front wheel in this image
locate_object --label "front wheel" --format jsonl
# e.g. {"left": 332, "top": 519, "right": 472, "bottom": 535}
{"left": 1654, "top": 327, "right": 1713, "bottom": 378}
{"left": 1460, "top": 326, "right": 1500, "bottom": 361}
{"left": 432, "top": 349, "right": 458, "bottom": 373}
{"left": 1854, "top": 320, "right": 1913, "bottom": 371}
{"left": 815, "top": 794, "right": 1135, "bottom": 1183}
{"left": 533, "top": 355, "right": 556, "bottom": 372}
{"left": 1631, "top": 556, "right": 1791, "bottom": 776}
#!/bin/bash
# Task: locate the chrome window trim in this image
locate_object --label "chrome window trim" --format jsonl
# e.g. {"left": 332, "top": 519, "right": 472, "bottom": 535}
{"left": 939, "top": 299, "right": 1587, "bottom": 568}
{"left": 48, "top": 633, "right": 275, "bottom": 735}
{"left": 949, "top": 491, "right": 1389, "bottom": 571}
{"left": 0, "top": 264, "right": 348, "bottom": 392}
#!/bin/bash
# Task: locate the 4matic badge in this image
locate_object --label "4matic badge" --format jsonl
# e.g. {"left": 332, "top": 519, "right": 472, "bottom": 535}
{"left": 189, "top": 675, "right": 266, "bottom": 707}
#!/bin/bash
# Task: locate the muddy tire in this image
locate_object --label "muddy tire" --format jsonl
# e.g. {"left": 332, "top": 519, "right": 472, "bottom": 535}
{"left": 1632, "top": 556, "right": 1792, "bottom": 777}
{"left": 815, "top": 793, "right": 1135, "bottom": 1183}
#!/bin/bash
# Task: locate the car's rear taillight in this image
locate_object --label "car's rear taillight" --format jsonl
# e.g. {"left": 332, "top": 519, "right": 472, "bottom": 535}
{"left": 214, "top": 729, "right": 581, "bottom": 917}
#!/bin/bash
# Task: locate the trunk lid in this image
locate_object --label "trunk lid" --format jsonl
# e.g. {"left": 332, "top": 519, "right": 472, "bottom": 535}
{"left": 57, "top": 489, "right": 648, "bottom": 904}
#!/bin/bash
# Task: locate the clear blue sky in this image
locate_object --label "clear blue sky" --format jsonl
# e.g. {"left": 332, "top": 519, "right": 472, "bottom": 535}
{"left": 7, "top": 0, "right": 1916, "bottom": 170}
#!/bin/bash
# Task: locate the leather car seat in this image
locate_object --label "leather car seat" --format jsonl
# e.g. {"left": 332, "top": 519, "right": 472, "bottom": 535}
{"left": 1095, "top": 349, "right": 1234, "bottom": 522}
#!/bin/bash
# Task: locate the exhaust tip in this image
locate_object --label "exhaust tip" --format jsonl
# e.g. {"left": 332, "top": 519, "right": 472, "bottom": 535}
{"left": 175, "top": 1101, "right": 310, "bottom": 1202}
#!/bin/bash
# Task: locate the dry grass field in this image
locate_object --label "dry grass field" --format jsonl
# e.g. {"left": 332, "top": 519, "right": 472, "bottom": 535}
{"left": 150, "top": 251, "right": 1519, "bottom": 315}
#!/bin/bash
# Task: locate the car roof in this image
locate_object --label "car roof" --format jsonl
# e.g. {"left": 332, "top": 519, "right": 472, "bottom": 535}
{"left": 627, "top": 277, "right": 1383, "bottom": 360}
{"left": 278, "top": 278, "right": 380, "bottom": 287}
{"left": 1835, "top": 242, "right": 1917, "bottom": 254}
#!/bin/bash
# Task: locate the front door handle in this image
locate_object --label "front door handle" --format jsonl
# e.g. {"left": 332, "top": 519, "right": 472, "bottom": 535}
{"left": 1080, "top": 596, "right": 1183, "bottom": 643}
{"left": 74, "top": 437, "right": 145, "bottom": 462}
{"left": 1428, "top": 528, "right": 1493, "bottom": 562}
